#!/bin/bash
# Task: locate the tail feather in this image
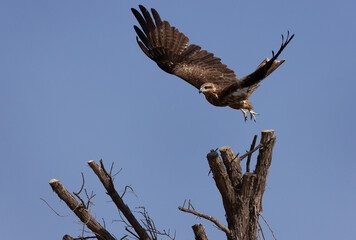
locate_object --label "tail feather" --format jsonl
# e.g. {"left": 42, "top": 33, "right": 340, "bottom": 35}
{"left": 254, "top": 58, "right": 285, "bottom": 79}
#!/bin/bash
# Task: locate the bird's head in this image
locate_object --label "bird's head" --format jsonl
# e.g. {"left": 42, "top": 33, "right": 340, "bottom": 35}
{"left": 199, "top": 83, "right": 217, "bottom": 94}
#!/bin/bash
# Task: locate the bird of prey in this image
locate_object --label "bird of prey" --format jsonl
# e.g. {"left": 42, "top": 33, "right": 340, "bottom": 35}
{"left": 131, "top": 5, "right": 294, "bottom": 121}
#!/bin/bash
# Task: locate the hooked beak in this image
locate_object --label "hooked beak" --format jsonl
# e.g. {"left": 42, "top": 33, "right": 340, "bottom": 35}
{"left": 199, "top": 87, "right": 204, "bottom": 94}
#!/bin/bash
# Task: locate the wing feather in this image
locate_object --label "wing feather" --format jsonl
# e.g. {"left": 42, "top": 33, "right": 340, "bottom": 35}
{"left": 134, "top": 26, "right": 150, "bottom": 48}
{"left": 151, "top": 8, "right": 162, "bottom": 25}
{"left": 180, "top": 45, "right": 201, "bottom": 59}
{"left": 132, "top": 5, "right": 237, "bottom": 89}
{"left": 138, "top": 5, "right": 156, "bottom": 34}
{"left": 131, "top": 8, "right": 150, "bottom": 37}
{"left": 136, "top": 37, "right": 150, "bottom": 58}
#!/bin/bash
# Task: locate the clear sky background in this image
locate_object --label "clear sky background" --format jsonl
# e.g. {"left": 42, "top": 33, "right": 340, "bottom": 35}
{"left": 1, "top": 0, "right": 355, "bottom": 239}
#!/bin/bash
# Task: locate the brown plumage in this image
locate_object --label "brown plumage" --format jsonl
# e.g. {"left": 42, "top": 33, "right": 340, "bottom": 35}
{"left": 131, "top": 5, "right": 294, "bottom": 121}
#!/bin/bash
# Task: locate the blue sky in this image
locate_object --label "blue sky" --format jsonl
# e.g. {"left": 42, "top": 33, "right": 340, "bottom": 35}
{"left": 1, "top": 0, "right": 355, "bottom": 239}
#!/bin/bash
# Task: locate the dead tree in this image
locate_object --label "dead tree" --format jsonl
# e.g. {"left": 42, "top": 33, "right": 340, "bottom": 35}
{"left": 47, "top": 130, "right": 276, "bottom": 240}
{"left": 179, "top": 130, "right": 276, "bottom": 240}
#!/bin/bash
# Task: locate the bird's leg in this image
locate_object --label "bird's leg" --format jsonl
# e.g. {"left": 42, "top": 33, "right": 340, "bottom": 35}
{"left": 240, "top": 109, "right": 248, "bottom": 122}
{"left": 248, "top": 110, "right": 260, "bottom": 122}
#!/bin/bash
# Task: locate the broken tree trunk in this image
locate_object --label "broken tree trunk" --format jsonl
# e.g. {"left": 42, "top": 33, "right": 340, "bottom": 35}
{"left": 180, "top": 129, "right": 276, "bottom": 240}
{"left": 192, "top": 224, "right": 208, "bottom": 240}
{"left": 211, "top": 129, "right": 275, "bottom": 240}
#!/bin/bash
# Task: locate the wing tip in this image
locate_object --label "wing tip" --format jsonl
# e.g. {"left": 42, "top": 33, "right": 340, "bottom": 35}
{"left": 131, "top": 7, "right": 140, "bottom": 15}
{"left": 138, "top": 5, "right": 148, "bottom": 13}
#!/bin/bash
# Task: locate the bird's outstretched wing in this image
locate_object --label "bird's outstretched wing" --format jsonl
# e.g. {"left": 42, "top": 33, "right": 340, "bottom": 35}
{"left": 220, "top": 32, "right": 295, "bottom": 98}
{"left": 131, "top": 5, "right": 238, "bottom": 89}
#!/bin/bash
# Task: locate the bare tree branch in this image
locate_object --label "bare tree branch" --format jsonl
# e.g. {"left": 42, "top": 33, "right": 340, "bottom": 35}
{"left": 88, "top": 160, "right": 151, "bottom": 240}
{"left": 178, "top": 205, "right": 230, "bottom": 234}
{"left": 49, "top": 179, "right": 115, "bottom": 240}
{"left": 237, "top": 142, "right": 263, "bottom": 163}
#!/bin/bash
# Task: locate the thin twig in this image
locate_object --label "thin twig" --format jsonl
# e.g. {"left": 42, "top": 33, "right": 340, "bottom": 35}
{"left": 257, "top": 221, "right": 266, "bottom": 240}
{"left": 112, "top": 168, "right": 123, "bottom": 178}
{"left": 40, "top": 198, "right": 81, "bottom": 217}
{"left": 161, "top": 229, "right": 176, "bottom": 240}
{"left": 72, "top": 174, "right": 87, "bottom": 207}
{"left": 110, "top": 162, "right": 115, "bottom": 175}
{"left": 259, "top": 214, "right": 277, "bottom": 240}
{"left": 236, "top": 136, "right": 275, "bottom": 163}
{"left": 236, "top": 143, "right": 263, "bottom": 162}
{"left": 74, "top": 172, "right": 85, "bottom": 195}
{"left": 183, "top": 199, "right": 187, "bottom": 208}
{"left": 188, "top": 200, "right": 196, "bottom": 211}
{"left": 136, "top": 206, "right": 165, "bottom": 240}
{"left": 137, "top": 207, "right": 156, "bottom": 239}
{"left": 258, "top": 226, "right": 261, "bottom": 240}
{"left": 84, "top": 189, "right": 96, "bottom": 209}
{"left": 121, "top": 185, "right": 135, "bottom": 199}
{"left": 81, "top": 221, "right": 86, "bottom": 240}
